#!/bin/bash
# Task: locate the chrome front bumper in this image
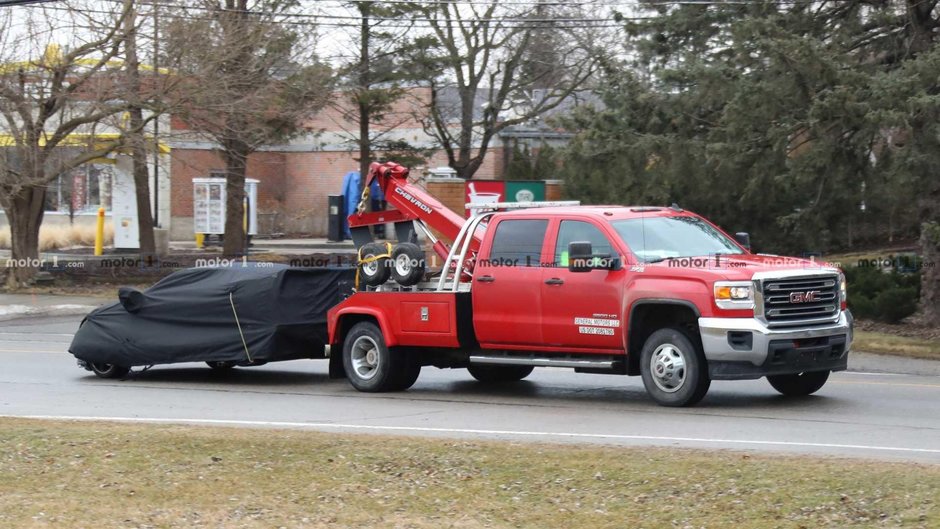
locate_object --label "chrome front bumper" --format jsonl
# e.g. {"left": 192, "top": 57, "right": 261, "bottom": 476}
{"left": 698, "top": 311, "right": 853, "bottom": 379}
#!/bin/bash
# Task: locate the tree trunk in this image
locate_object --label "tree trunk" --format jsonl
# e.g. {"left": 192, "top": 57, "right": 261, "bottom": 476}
{"left": 124, "top": 1, "right": 156, "bottom": 255}
{"left": 357, "top": 1, "right": 372, "bottom": 202}
{"left": 4, "top": 186, "right": 45, "bottom": 287}
{"left": 222, "top": 142, "right": 249, "bottom": 257}
{"left": 920, "top": 221, "right": 940, "bottom": 325}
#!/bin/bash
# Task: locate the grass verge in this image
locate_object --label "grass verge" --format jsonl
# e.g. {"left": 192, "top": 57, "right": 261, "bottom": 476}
{"left": 854, "top": 331, "right": 940, "bottom": 361}
{"left": 1, "top": 418, "right": 937, "bottom": 528}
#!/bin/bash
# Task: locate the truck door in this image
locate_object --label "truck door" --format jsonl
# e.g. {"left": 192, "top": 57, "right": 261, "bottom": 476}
{"left": 472, "top": 218, "right": 549, "bottom": 347}
{"left": 541, "top": 219, "right": 625, "bottom": 352}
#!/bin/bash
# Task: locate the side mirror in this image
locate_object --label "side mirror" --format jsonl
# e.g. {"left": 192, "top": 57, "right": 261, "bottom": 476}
{"left": 568, "top": 241, "right": 621, "bottom": 272}
{"left": 734, "top": 232, "right": 751, "bottom": 251}
{"left": 568, "top": 241, "right": 593, "bottom": 273}
{"left": 118, "top": 287, "right": 145, "bottom": 313}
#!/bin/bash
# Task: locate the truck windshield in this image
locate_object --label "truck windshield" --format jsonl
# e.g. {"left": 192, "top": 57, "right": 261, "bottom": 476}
{"left": 612, "top": 216, "right": 744, "bottom": 263}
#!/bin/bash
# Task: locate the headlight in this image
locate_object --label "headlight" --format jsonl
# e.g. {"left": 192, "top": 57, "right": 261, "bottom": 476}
{"left": 714, "top": 281, "right": 755, "bottom": 310}
{"left": 839, "top": 272, "right": 847, "bottom": 308}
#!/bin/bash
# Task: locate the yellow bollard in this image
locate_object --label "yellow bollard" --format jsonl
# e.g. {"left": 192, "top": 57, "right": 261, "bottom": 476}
{"left": 94, "top": 207, "right": 105, "bottom": 256}
{"left": 195, "top": 233, "right": 205, "bottom": 249}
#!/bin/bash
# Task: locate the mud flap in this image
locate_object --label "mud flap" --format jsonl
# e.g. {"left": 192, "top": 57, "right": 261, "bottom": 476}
{"left": 329, "top": 349, "right": 346, "bottom": 379}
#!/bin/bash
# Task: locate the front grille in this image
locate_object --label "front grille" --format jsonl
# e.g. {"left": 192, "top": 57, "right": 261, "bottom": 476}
{"left": 762, "top": 275, "right": 840, "bottom": 325}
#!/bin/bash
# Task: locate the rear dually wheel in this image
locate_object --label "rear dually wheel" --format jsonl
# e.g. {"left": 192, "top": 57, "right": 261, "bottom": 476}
{"left": 342, "top": 321, "right": 420, "bottom": 392}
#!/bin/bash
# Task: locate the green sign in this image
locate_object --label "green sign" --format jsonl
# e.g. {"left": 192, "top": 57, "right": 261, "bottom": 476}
{"left": 504, "top": 181, "right": 545, "bottom": 203}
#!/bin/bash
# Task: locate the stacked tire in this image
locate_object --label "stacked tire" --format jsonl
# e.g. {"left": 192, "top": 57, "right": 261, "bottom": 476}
{"left": 358, "top": 242, "right": 426, "bottom": 287}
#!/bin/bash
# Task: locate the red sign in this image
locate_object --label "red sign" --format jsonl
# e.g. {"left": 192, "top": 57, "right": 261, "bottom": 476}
{"left": 464, "top": 181, "right": 505, "bottom": 217}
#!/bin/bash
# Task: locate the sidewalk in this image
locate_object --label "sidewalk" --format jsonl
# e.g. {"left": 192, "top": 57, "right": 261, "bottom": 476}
{"left": 0, "top": 238, "right": 357, "bottom": 262}
{"left": 0, "top": 293, "right": 106, "bottom": 322}
{"left": 171, "top": 238, "right": 356, "bottom": 251}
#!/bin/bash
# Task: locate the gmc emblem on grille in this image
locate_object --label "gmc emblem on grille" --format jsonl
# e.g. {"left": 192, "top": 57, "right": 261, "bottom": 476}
{"left": 789, "top": 290, "right": 819, "bottom": 303}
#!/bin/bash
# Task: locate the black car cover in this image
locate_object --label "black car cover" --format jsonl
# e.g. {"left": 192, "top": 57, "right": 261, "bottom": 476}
{"left": 69, "top": 264, "right": 355, "bottom": 367}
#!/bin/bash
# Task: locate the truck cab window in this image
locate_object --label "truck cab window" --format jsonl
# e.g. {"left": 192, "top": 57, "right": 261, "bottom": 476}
{"left": 487, "top": 219, "right": 548, "bottom": 267}
{"left": 554, "top": 220, "right": 614, "bottom": 267}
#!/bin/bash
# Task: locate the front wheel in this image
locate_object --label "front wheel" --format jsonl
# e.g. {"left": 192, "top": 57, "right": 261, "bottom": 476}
{"left": 639, "top": 328, "right": 710, "bottom": 407}
{"left": 90, "top": 363, "right": 130, "bottom": 379}
{"left": 467, "top": 364, "right": 534, "bottom": 383}
{"left": 767, "top": 370, "right": 830, "bottom": 396}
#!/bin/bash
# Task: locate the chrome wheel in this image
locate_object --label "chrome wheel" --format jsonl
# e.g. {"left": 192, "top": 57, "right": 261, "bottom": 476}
{"left": 362, "top": 257, "right": 380, "bottom": 277}
{"left": 394, "top": 254, "right": 413, "bottom": 277}
{"left": 350, "top": 335, "right": 380, "bottom": 380}
{"left": 649, "top": 343, "right": 687, "bottom": 393}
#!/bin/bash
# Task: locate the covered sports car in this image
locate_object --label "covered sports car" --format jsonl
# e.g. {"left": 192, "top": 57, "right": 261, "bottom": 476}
{"left": 70, "top": 264, "right": 355, "bottom": 378}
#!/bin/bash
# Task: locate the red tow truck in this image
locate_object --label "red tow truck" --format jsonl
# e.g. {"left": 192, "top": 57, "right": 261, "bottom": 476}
{"left": 327, "top": 162, "right": 853, "bottom": 406}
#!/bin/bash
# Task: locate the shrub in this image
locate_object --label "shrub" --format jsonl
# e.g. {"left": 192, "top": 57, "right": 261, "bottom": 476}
{"left": 872, "top": 287, "right": 919, "bottom": 324}
{"left": 843, "top": 264, "right": 920, "bottom": 323}
{"left": 0, "top": 224, "right": 114, "bottom": 251}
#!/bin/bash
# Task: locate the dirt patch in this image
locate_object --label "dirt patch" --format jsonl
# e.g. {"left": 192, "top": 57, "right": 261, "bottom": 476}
{"left": 855, "top": 312, "right": 940, "bottom": 342}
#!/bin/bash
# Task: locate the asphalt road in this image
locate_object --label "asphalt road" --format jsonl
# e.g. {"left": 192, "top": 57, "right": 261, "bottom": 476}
{"left": 2, "top": 314, "right": 939, "bottom": 463}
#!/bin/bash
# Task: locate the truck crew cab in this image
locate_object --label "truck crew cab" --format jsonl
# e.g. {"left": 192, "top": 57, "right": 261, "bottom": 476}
{"left": 327, "top": 162, "right": 852, "bottom": 407}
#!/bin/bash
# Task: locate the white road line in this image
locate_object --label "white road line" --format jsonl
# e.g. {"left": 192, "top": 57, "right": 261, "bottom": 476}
{"left": 0, "top": 339, "right": 72, "bottom": 344}
{"left": 0, "top": 349, "right": 67, "bottom": 354}
{"left": 0, "top": 332, "right": 75, "bottom": 337}
{"left": 6, "top": 414, "right": 940, "bottom": 456}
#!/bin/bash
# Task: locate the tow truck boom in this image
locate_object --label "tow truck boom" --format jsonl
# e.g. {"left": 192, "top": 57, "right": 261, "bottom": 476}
{"left": 346, "top": 161, "right": 480, "bottom": 260}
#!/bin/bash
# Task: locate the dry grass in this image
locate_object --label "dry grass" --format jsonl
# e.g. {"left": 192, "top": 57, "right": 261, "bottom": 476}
{"left": 0, "top": 418, "right": 937, "bottom": 529}
{"left": 855, "top": 331, "right": 940, "bottom": 361}
{"left": 0, "top": 224, "right": 113, "bottom": 251}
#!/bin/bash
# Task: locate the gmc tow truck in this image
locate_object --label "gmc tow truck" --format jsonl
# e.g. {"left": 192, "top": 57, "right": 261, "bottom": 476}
{"left": 327, "top": 162, "right": 852, "bottom": 406}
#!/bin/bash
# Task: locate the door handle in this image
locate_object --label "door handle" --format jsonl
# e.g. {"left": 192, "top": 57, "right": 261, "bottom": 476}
{"left": 477, "top": 275, "right": 495, "bottom": 283}
{"left": 544, "top": 277, "right": 565, "bottom": 285}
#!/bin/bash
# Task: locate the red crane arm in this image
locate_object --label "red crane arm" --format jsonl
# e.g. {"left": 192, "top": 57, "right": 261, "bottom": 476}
{"left": 347, "top": 162, "right": 481, "bottom": 255}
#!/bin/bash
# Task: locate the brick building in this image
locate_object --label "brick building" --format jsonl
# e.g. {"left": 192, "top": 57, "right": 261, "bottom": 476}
{"left": 167, "top": 86, "right": 575, "bottom": 240}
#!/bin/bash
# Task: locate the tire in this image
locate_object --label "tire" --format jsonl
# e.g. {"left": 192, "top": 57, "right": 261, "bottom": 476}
{"left": 639, "top": 327, "right": 710, "bottom": 407}
{"left": 90, "top": 363, "right": 130, "bottom": 379}
{"left": 390, "top": 242, "right": 426, "bottom": 286}
{"left": 358, "top": 242, "right": 391, "bottom": 287}
{"left": 767, "top": 370, "right": 830, "bottom": 396}
{"left": 342, "top": 321, "right": 414, "bottom": 392}
{"left": 468, "top": 364, "right": 534, "bottom": 383}
{"left": 206, "top": 361, "right": 237, "bottom": 370}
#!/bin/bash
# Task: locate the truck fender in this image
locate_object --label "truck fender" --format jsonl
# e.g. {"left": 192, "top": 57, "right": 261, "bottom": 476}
{"left": 331, "top": 308, "right": 397, "bottom": 348}
{"left": 625, "top": 299, "right": 702, "bottom": 375}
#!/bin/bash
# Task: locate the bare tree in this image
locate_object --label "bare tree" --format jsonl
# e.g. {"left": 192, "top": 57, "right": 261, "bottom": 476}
{"left": 123, "top": 0, "right": 155, "bottom": 255}
{"left": 408, "top": 1, "right": 600, "bottom": 179}
{"left": 0, "top": 2, "right": 143, "bottom": 286}
{"left": 162, "top": 0, "right": 331, "bottom": 256}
